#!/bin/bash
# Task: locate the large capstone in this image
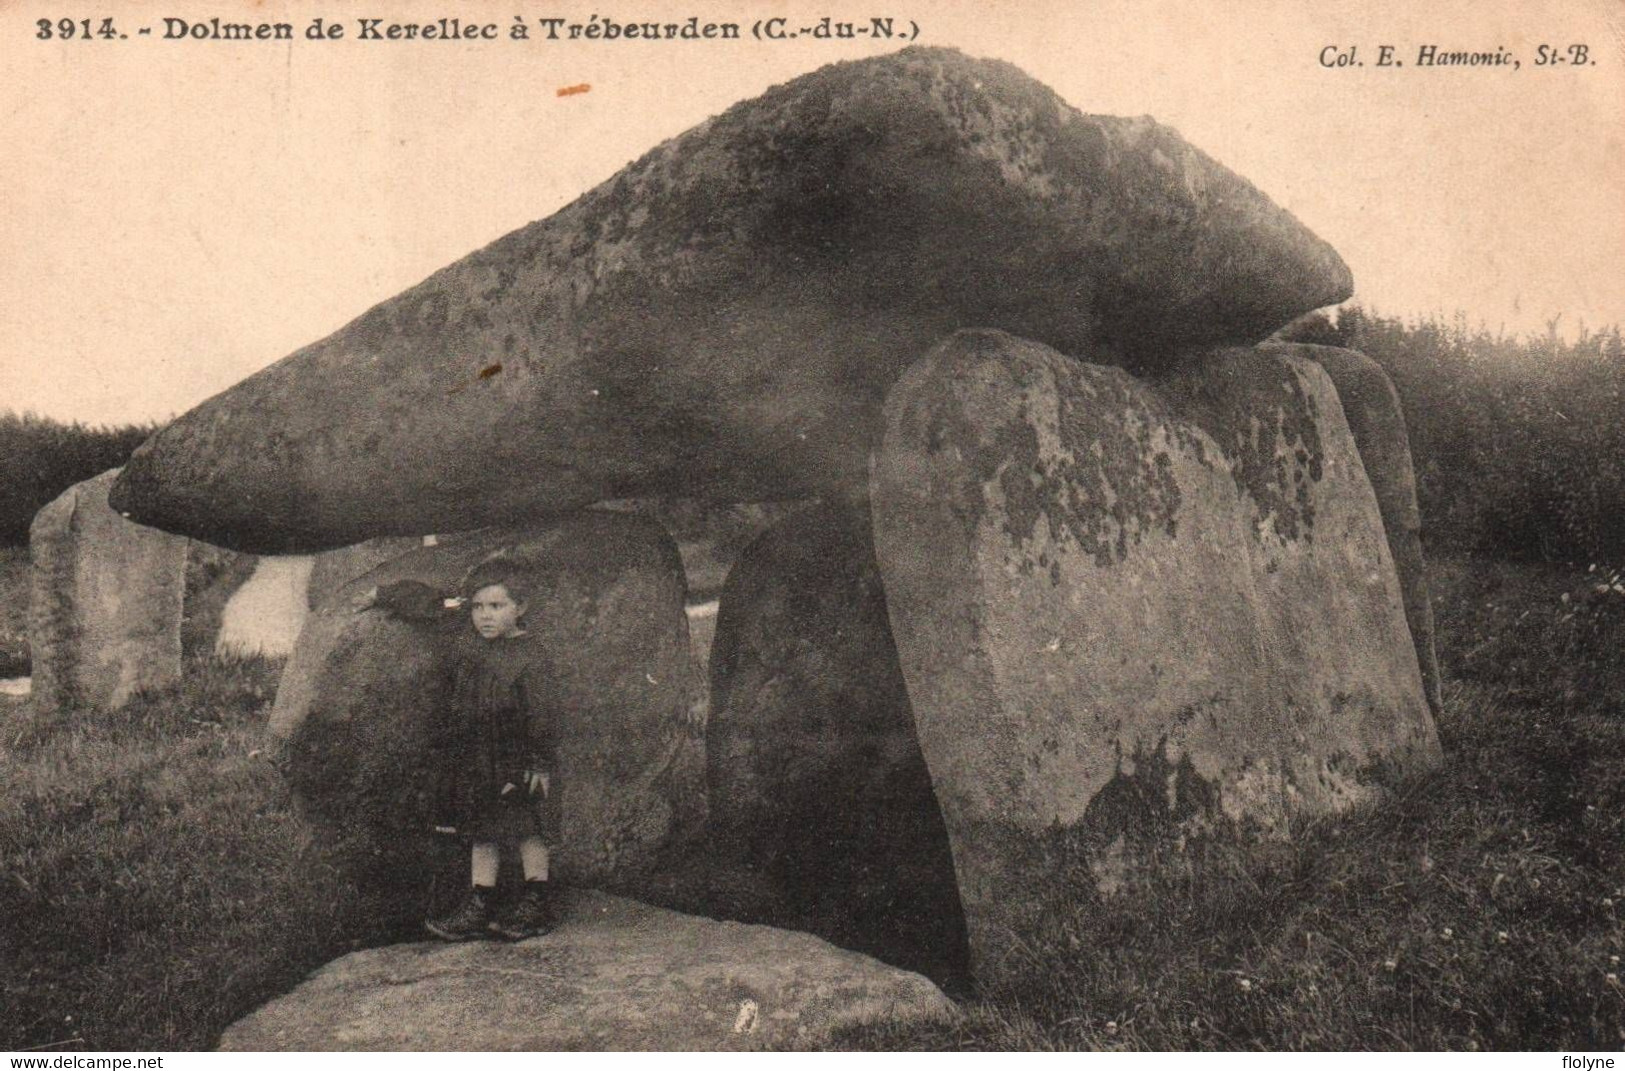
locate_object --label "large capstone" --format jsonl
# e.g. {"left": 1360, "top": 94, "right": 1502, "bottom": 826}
{"left": 217, "top": 891, "right": 954, "bottom": 1051}
{"left": 270, "top": 511, "right": 704, "bottom": 895}
{"left": 111, "top": 47, "right": 1350, "bottom": 553}
{"left": 871, "top": 329, "right": 1440, "bottom": 989}
{"left": 705, "top": 498, "right": 967, "bottom": 982}
{"left": 28, "top": 468, "right": 186, "bottom": 711}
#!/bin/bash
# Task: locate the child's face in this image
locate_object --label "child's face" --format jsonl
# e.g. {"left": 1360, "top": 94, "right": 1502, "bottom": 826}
{"left": 470, "top": 584, "right": 526, "bottom": 639}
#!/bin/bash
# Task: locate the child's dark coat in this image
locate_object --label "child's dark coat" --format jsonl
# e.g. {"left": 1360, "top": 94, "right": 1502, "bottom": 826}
{"left": 375, "top": 579, "right": 561, "bottom": 843}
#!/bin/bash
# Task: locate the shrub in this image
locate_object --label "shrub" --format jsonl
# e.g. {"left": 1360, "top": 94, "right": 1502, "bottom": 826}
{"left": 0, "top": 411, "right": 156, "bottom": 547}
{"left": 1281, "top": 309, "right": 1625, "bottom": 563}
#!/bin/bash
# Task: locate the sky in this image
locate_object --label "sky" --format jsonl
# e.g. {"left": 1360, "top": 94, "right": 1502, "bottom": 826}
{"left": 3, "top": 0, "right": 1622, "bottom": 426}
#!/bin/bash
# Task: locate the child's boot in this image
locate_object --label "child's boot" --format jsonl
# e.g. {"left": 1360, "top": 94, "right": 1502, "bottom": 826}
{"left": 490, "top": 880, "right": 557, "bottom": 941}
{"left": 425, "top": 887, "right": 494, "bottom": 941}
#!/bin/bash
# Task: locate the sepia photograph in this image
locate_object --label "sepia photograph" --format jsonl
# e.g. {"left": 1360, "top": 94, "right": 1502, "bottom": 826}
{"left": 2, "top": 0, "right": 1622, "bottom": 1053}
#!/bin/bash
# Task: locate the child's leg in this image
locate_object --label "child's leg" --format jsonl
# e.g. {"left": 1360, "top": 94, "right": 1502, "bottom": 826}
{"left": 426, "top": 842, "right": 499, "bottom": 941}
{"left": 518, "top": 836, "right": 549, "bottom": 882}
{"left": 471, "top": 841, "right": 499, "bottom": 887}
{"left": 490, "top": 836, "right": 556, "bottom": 940}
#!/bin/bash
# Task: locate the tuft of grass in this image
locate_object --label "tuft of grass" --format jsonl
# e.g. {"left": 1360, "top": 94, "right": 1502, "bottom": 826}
{"left": 0, "top": 655, "right": 425, "bottom": 1051}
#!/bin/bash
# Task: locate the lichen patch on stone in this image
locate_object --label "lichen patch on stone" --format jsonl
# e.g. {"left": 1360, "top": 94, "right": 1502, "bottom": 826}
{"left": 922, "top": 343, "right": 1201, "bottom": 571}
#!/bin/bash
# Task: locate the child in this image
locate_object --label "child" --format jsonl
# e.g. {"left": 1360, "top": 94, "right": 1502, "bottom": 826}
{"left": 357, "top": 560, "right": 562, "bottom": 941}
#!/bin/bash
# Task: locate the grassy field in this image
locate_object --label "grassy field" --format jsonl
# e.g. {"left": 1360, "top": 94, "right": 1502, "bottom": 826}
{"left": 0, "top": 656, "right": 427, "bottom": 1051}
{"left": 1, "top": 554, "right": 1621, "bottom": 1050}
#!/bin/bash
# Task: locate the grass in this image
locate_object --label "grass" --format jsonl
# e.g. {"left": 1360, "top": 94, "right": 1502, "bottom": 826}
{"left": 1, "top": 547, "right": 29, "bottom": 676}
{"left": 1, "top": 554, "right": 1622, "bottom": 1050}
{"left": 0, "top": 656, "right": 427, "bottom": 1051}
{"left": 838, "top": 678, "right": 1624, "bottom": 1049}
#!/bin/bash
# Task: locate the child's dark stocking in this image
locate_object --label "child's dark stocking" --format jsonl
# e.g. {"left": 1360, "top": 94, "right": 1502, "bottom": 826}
{"left": 491, "top": 837, "right": 556, "bottom": 941}
{"left": 425, "top": 843, "right": 499, "bottom": 941}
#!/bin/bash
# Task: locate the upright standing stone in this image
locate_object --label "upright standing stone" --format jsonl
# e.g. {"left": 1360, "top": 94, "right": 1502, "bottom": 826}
{"left": 28, "top": 468, "right": 186, "bottom": 711}
{"left": 307, "top": 537, "right": 425, "bottom": 610}
{"left": 271, "top": 510, "right": 704, "bottom": 894}
{"left": 707, "top": 498, "right": 967, "bottom": 980}
{"left": 872, "top": 330, "right": 1440, "bottom": 989}
{"left": 1290, "top": 342, "right": 1443, "bottom": 716}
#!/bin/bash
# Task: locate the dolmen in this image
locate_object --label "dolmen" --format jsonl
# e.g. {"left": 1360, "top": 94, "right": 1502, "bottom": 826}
{"left": 99, "top": 46, "right": 1442, "bottom": 993}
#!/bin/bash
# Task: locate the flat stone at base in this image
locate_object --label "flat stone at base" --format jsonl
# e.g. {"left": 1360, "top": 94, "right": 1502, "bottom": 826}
{"left": 217, "top": 891, "right": 954, "bottom": 1051}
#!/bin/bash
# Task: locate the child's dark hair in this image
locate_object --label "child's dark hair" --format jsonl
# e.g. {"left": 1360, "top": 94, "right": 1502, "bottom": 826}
{"left": 460, "top": 557, "right": 538, "bottom": 607}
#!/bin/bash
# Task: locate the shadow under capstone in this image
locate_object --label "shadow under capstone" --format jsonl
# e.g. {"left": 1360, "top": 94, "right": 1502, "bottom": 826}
{"left": 680, "top": 497, "right": 971, "bottom": 992}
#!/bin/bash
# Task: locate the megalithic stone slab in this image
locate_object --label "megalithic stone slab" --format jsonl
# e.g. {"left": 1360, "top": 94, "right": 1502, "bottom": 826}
{"left": 28, "top": 469, "right": 187, "bottom": 712}
{"left": 1288, "top": 342, "right": 1444, "bottom": 717}
{"left": 871, "top": 330, "right": 1439, "bottom": 990}
{"left": 217, "top": 891, "right": 955, "bottom": 1052}
{"left": 270, "top": 510, "right": 704, "bottom": 891}
{"left": 307, "top": 536, "right": 425, "bottom": 610}
{"left": 110, "top": 46, "right": 1351, "bottom": 553}
{"left": 706, "top": 498, "right": 967, "bottom": 981}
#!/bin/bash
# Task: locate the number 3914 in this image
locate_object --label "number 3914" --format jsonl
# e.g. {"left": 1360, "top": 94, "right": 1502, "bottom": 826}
{"left": 37, "top": 17, "right": 121, "bottom": 39}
